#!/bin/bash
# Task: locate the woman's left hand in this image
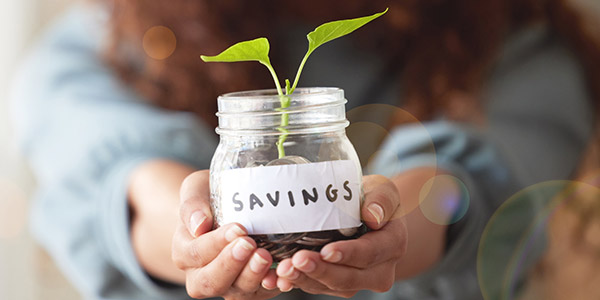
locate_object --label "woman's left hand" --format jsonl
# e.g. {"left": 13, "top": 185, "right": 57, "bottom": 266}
{"left": 272, "top": 175, "right": 408, "bottom": 298}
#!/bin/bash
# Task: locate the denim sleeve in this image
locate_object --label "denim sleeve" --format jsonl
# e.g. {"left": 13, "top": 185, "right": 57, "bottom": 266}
{"left": 9, "top": 6, "right": 217, "bottom": 300}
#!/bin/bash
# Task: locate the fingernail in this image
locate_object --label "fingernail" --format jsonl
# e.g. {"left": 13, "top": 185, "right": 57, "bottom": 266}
{"left": 189, "top": 211, "right": 207, "bottom": 237}
{"left": 250, "top": 252, "right": 269, "bottom": 273}
{"left": 225, "top": 224, "right": 246, "bottom": 242}
{"left": 281, "top": 285, "right": 293, "bottom": 292}
{"left": 281, "top": 265, "right": 299, "bottom": 280}
{"left": 368, "top": 203, "right": 384, "bottom": 225}
{"left": 261, "top": 280, "right": 274, "bottom": 290}
{"left": 295, "top": 258, "right": 316, "bottom": 273}
{"left": 232, "top": 238, "right": 254, "bottom": 261}
{"left": 322, "top": 250, "right": 343, "bottom": 263}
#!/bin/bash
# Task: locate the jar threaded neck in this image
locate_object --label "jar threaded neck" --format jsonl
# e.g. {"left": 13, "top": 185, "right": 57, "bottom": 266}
{"left": 216, "top": 87, "right": 348, "bottom": 136}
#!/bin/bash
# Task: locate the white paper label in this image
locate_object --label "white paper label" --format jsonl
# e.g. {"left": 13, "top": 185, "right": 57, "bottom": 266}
{"left": 219, "top": 160, "right": 361, "bottom": 235}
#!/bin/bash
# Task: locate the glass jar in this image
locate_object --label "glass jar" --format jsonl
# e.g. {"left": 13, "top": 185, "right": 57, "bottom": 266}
{"left": 210, "top": 87, "right": 366, "bottom": 262}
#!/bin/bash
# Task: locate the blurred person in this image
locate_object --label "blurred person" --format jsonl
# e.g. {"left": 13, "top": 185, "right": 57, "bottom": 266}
{"left": 8, "top": 0, "right": 599, "bottom": 300}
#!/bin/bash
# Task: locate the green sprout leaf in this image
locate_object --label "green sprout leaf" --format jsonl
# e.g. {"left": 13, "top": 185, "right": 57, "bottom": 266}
{"left": 307, "top": 8, "right": 388, "bottom": 56}
{"left": 200, "top": 37, "right": 270, "bottom": 64}
{"left": 289, "top": 8, "right": 388, "bottom": 93}
{"left": 201, "top": 37, "right": 283, "bottom": 95}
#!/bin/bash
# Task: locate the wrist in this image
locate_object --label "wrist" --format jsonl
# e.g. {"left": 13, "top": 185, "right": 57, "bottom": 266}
{"left": 389, "top": 167, "right": 449, "bottom": 280}
{"left": 128, "top": 159, "right": 196, "bottom": 284}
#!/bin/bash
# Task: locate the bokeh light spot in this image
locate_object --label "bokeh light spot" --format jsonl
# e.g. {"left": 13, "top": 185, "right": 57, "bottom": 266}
{"left": 346, "top": 104, "right": 438, "bottom": 218}
{"left": 418, "top": 174, "right": 469, "bottom": 225}
{"left": 143, "top": 26, "right": 177, "bottom": 60}
{"left": 346, "top": 104, "right": 436, "bottom": 172}
{"left": 346, "top": 121, "right": 389, "bottom": 169}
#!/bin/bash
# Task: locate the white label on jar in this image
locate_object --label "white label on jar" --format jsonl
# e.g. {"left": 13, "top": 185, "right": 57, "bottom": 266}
{"left": 219, "top": 160, "right": 362, "bottom": 235}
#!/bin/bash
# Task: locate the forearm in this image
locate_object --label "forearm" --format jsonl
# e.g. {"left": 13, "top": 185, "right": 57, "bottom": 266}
{"left": 389, "top": 167, "right": 449, "bottom": 280}
{"left": 128, "top": 159, "right": 196, "bottom": 284}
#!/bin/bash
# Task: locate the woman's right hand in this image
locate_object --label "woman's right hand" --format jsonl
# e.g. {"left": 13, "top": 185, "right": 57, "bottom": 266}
{"left": 172, "top": 170, "right": 281, "bottom": 300}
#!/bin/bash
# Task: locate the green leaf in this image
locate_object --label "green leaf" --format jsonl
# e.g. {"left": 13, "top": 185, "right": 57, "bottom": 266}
{"left": 201, "top": 37, "right": 271, "bottom": 65}
{"left": 289, "top": 8, "right": 388, "bottom": 93}
{"left": 201, "top": 37, "right": 283, "bottom": 96}
{"left": 306, "top": 8, "right": 388, "bottom": 55}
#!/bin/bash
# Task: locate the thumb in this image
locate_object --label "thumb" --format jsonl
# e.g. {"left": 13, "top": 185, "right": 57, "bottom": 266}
{"left": 179, "top": 170, "right": 214, "bottom": 237}
{"left": 361, "top": 175, "right": 401, "bottom": 230}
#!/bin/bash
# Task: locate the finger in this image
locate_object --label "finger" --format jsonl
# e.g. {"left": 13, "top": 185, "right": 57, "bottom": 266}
{"left": 362, "top": 175, "right": 401, "bottom": 229}
{"left": 232, "top": 248, "right": 273, "bottom": 292}
{"left": 277, "top": 275, "right": 324, "bottom": 294}
{"left": 290, "top": 250, "right": 396, "bottom": 293}
{"left": 276, "top": 277, "right": 294, "bottom": 293}
{"left": 319, "top": 218, "right": 407, "bottom": 268}
{"left": 173, "top": 222, "right": 247, "bottom": 269}
{"left": 276, "top": 259, "right": 297, "bottom": 292}
{"left": 185, "top": 236, "right": 257, "bottom": 298}
{"left": 251, "top": 288, "right": 282, "bottom": 300}
{"left": 278, "top": 273, "right": 358, "bottom": 298}
{"left": 179, "top": 170, "right": 213, "bottom": 237}
{"left": 277, "top": 258, "right": 359, "bottom": 298}
{"left": 261, "top": 269, "right": 278, "bottom": 290}
{"left": 276, "top": 259, "right": 329, "bottom": 293}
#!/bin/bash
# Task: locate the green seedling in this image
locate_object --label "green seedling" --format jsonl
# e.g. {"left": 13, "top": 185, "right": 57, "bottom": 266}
{"left": 201, "top": 8, "right": 388, "bottom": 158}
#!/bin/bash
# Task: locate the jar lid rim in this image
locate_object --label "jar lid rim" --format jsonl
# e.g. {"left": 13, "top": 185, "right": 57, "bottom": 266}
{"left": 219, "top": 87, "right": 343, "bottom": 100}
{"left": 216, "top": 99, "right": 347, "bottom": 117}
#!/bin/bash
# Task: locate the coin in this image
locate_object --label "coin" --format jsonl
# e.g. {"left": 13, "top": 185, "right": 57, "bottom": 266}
{"left": 265, "top": 155, "right": 311, "bottom": 166}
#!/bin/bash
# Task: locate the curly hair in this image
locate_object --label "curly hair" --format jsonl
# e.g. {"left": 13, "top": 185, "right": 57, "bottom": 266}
{"left": 103, "top": 0, "right": 600, "bottom": 128}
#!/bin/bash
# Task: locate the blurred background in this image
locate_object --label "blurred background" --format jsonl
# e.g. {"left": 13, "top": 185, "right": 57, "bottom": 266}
{"left": 0, "top": 0, "right": 79, "bottom": 299}
{"left": 0, "top": 1, "right": 599, "bottom": 300}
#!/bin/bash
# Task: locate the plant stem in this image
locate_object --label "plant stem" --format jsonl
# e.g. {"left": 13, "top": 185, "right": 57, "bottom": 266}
{"left": 276, "top": 129, "right": 289, "bottom": 158}
{"left": 263, "top": 63, "right": 283, "bottom": 96}
{"left": 276, "top": 95, "right": 291, "bottom": 158}
{"left": 289, "top": 50, "right": 312, "bottom": 94}
{"left": 261, "top": 62, "right": 289, "bottom": 158}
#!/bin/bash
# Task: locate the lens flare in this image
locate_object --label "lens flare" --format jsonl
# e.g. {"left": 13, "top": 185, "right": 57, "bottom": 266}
{"left": 477, "top": 180, "right": 600, "bottom": 300}
{"left": 419, "top": 174, "right": 469, "bottom": 225}
{"left": 142, "top": 26, "right": 177, "bottom": 60}
{"left": 346, "top": 104, "right": 437, "bottom": 218}
{"left": 346, "top": 121, "right": 388, "bottom": 169}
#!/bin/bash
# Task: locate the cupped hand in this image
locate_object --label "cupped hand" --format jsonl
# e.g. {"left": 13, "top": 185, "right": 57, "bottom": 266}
{"left": 274, "top": 175, "right": 408, "bottom": 297}
{"left": 172, "top": 170, "right": 280, "bottom": 300}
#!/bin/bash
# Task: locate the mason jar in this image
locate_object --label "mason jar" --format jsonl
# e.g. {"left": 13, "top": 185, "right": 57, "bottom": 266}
{"left": 209, "top": 87, "right": 366, "bottom": 262}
